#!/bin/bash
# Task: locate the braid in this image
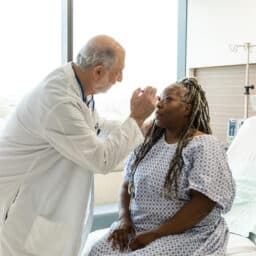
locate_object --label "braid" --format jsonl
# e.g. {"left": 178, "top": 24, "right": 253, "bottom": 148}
{"left": 163, "top": 78, "right": 212, "bottom": 199}
{"left": 128, "top": 77, "right": 212, "bottom": 200}
{"left": 128, "top": 121, "right": 164, "bottom": 197}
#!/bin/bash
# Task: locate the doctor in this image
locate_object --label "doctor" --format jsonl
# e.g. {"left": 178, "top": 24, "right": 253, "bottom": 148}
{"left": 0, "top": 35, "right": 157, "bottom": 256}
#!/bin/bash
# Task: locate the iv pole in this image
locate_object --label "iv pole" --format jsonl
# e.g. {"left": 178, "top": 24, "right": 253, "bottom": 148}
{"left": 229, "top": 42, "right": 256, "bottom": 119}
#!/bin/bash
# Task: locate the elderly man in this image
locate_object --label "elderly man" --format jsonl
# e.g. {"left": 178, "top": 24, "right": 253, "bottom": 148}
{"left": 0, "top": 35, "right": 157, "bottom": 256}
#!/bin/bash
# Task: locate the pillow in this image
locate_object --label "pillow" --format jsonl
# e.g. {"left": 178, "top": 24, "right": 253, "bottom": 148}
{"left": 224, "top": 116, "right": 256, "bottom": 237}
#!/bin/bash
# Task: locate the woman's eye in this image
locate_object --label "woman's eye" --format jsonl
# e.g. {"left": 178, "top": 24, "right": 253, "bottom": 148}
{"left": 164, "top": 97, "right": 172, "bottom": 103}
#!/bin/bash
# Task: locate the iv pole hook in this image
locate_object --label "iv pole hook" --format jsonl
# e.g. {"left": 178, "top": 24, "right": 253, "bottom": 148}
{"left": 230, "top": 42, "right": 256, "bottom": 118}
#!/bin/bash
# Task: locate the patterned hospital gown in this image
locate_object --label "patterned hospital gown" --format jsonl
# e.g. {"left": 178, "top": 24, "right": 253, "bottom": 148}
{"left": 89, "top": 135, "right": 235, "bottom": 256}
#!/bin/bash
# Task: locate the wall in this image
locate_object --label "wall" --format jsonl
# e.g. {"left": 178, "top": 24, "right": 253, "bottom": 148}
{"left": 94, "top": 172, "right": 123, "bottom": 205}
{"left": 187, "top": 0, "right": 256, "bottom": 69}
{"left": 190, "top": 64, "right": 256, "bottom": 143}
{"left": 186, "top": 0, "right": 256, "bottom": 144}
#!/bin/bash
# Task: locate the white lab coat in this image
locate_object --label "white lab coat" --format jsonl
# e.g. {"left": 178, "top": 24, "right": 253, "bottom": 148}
{"left": 0, "top": 63, "right": 144, "bottom": 256}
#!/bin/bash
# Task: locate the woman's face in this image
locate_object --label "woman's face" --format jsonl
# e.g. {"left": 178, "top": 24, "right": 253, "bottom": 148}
{"left": 155, "top": 85, "right": 191, "bottom": 129}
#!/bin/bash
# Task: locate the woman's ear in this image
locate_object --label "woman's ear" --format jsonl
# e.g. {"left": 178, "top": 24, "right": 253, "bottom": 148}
{"left": 184, "top": 103, "right": 192, "bottom": 117}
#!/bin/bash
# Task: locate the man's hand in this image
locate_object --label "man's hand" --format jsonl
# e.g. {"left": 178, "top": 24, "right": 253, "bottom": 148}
{"left": 107, "top": 219, "right": 135, "bottom": 252}
{"left": 129, "top": 231, "right": 158, "bottom": 251}
{"left": 130, "top": 86, "right": 157, "bottom": 127}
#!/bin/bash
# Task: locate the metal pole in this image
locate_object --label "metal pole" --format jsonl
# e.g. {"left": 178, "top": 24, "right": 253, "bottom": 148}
{"left": 177, "top": 0, "right": 188, "bottom": 80}
{"left": 230, "top": 42, "right": 256, "bottom": 119}
{"left": 244, "top": 42, "right": 250, "bottom": 119}
{"left": 61, "top": 0, "right": 73, "bottom": 64}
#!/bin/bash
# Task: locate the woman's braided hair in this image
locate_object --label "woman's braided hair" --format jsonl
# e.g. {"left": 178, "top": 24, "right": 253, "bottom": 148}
{"left": 128, "top": 77, "right": 212, "bottom": 200}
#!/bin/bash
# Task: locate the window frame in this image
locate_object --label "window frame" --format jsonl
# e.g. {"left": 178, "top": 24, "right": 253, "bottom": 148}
{"left": 61, "top": 0, "right": 187, "bottom": 76}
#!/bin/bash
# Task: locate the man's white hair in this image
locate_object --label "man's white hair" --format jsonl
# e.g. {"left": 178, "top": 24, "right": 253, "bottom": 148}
{"left": 76, "top": 37, "right": 118, "bottom": 70}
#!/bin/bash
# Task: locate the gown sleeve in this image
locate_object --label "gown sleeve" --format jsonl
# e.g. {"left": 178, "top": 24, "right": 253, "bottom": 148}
{"left": 187, "top": 136, "right": 235, "bottom": 213}
{"left": 123, "top": 146, "right": 141, "bottom": 182}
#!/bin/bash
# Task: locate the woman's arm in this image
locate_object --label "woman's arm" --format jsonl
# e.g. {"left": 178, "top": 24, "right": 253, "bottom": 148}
{"left": 153, "top": 190, "right": 216, "bottom": 237}
{"left": 129, "top": 190, "right": 216, "bottom": 250}
{"left": 118, "top": 181, "right": 132, "bottom": 221}
{"left": 108, "top": 181, "right": 135, "bottom": 251}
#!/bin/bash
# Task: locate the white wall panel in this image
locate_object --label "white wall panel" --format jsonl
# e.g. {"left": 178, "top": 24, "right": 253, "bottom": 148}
{"left": 187, "top": 0, "right": 256, "bottom": 69}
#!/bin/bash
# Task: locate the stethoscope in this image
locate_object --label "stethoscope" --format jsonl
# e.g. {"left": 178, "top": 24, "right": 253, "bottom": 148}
{"left": 72, "top": 64, "right": 101, "bottom": 135}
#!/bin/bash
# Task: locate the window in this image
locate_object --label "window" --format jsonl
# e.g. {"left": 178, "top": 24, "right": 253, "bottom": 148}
{"left": 0, "top": 1, "right": 61, "bottom": 117}
{"left": 74, "top": 0, "right": 178, "bottom": 205}
{"left": 74, "top": 0, "right": 178, "bottom": 120}
{"left": 0, "top": 1, "right": 179, "bottom": 205}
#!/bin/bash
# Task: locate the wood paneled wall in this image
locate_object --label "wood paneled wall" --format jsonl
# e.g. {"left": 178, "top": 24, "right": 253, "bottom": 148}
{"left": 189, "top": 64, "right": 256, "bottom": 142}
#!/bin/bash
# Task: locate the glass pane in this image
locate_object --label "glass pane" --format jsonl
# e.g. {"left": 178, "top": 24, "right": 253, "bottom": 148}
{"left": 74, "top": 0, "right": 178, "bottom": 120}
{"left": 0, "top": 1, "right": 62, "bottom": 116}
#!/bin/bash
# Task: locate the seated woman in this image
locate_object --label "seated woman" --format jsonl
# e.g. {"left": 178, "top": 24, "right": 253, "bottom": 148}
{"left": 88, "top": 78, "right": 235, "bottom": 256}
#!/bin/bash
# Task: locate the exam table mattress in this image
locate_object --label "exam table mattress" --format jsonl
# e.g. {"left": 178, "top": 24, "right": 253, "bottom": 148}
{"left": 83, "top": 228, "right": 256, "bottom": 256}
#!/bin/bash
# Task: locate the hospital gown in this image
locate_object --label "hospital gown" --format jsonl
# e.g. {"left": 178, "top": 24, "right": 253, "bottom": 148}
{"left": 89, "top": 135, "right": 235, "bottom": 256}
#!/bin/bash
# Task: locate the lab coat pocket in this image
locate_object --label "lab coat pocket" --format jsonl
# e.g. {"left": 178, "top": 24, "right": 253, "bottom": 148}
{"left": 24, "top": 216, "right": 68, "bottom": 256}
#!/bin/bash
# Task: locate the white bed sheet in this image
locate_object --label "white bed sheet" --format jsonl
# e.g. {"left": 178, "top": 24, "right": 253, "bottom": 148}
{"left": 227, "top": 233, "right": 256, "bottom": 255}
{"left": 83, "top": 229, "right": 256, "bottom": 256}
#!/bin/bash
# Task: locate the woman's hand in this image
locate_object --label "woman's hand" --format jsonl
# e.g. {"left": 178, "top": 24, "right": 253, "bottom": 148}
{"left": 107, "top": 218, "right": 135, "bottom": 252}
{"left": 129, "top": 231, "right": 158, "bottom": 251}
